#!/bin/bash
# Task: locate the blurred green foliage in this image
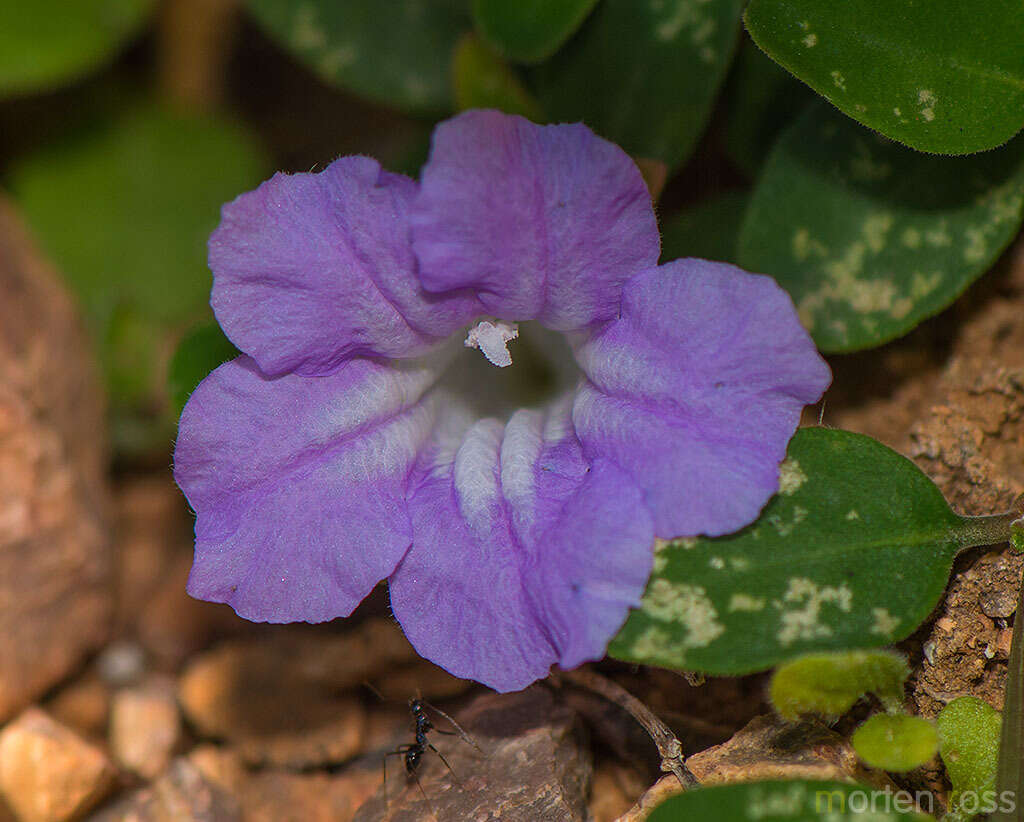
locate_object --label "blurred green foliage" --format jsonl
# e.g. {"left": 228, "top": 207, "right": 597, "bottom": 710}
{"left": 0, "top": 0, "right": 154, "bottom": 98}
{"left": 8, "top": 101, "right": 266, "bottom": 454}
{"left": 471, "top": 0, "right": 598, "bottom": 63}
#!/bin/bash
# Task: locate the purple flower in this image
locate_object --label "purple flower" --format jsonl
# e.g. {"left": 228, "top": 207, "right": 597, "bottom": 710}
{"left": 174, "top": 110, "right": 831, "bottom": 692}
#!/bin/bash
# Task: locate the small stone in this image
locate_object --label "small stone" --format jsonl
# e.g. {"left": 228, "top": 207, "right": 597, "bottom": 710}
{"left": 354, "top": 687, "right": 591, "bottom": 822}
{"left": 109, "top": 675, "right": 181, "bottom": 778}
{"left": 87, "top": 758, "right": 239, "bottom": 822}
{"left": 137, "top": 552, "right": 244, "bottom": 670}
{"left": 45, "top": 674, "right": 110, "bottom": 739}
{"left": 190, "top": 745, "right": 381, "bottom": 822}
{"left": 979, "top": 589, "right": 1017, "bottom": 619}
{"left": 0, "top": 707, "right": 115, "bottom": 822}
{"left": 96, "top": 641, "right": 147, "bottom": 687}
{"left": 178, "top": 623, "right": 417, "bottom": 768}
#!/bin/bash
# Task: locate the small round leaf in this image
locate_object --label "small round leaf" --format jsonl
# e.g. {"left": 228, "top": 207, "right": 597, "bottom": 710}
{"left": 852, "top": 714, "right": 938, "bottom": 772}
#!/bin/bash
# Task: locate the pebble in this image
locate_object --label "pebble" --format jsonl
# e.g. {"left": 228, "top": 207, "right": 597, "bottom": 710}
{"left": 109, "top": 676, "right": 181, "bottom": 778}
{"left": 87, "top": 758, "right": 239, "bottom": 821}
{"left": 178, "top": 619, "right": 415, "bottom": 768}
{"left": 0, "top": 707, "right": 115, "bottom": 822}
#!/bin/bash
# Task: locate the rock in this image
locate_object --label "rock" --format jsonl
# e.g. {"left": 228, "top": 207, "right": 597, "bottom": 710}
{"left": 368, "top": 661, "right": 473, "bottom": 704}
{"left": 589, "top": 760, "right": 646, "bottom": 822}
{"left": 0, "top": 707, "right": 115, "bottom": 822}
{"left": 112, "top": 476, "right": 189, "bottom": 631}
{"left": 178, "top": 619, "right": 414, "bottom": 768}
{"left": 686, "top": 714, "right": 885, "bottom": 786}
{"left": 87, "top": 758, "right": 239, "bottom": 822}
{"left": 109, "top": 675, "right": 181, "bottom": 779}
{"left": 113, "top": 476, "right": 243, "bottom": 669}
{"left": 189, "top": 745, "right": 382, "bottom": 822}
{"left": 614, "top": 775, "right": 682, "bottom": 822}
{"left": 353, "top": 687, "right": 592, "bottom": 822}
{"left": 44, "top": 674, "right": 111, "bottom": 740}
{"left": 0, "top": 196, "right": 111, "bottom": 722}
{"left": 137, "top": 552, "right": 244, "bottom": 670}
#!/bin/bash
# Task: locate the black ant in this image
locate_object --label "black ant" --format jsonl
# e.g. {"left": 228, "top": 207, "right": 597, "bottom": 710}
{"left": 379, "top": 695, "right": 481, "bottom": 803}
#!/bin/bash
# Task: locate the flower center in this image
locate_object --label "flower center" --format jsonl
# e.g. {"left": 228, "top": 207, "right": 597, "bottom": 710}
{"left": 439, "top": 321, "right": 575, "bottom": 420}
{"left": 464, "top": 319, "right": 519, "bottom": 368}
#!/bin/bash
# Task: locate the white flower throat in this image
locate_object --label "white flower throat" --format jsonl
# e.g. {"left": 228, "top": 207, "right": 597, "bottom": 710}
{"left": 464, "top": 319, "right": 519, "bottom": 368}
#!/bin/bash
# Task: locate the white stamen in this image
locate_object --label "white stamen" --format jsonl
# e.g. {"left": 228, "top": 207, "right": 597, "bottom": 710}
{"left": 464, "top": 319, "right": 519, "bottom": 368}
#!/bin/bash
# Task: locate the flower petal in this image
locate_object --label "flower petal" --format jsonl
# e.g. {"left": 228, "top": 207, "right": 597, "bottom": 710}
{"left": 411, "top": 110, "right": 660, "bottom": 331}
{"left": 173, "top": 354, "right": 443, "bottom": 622}
{"left": 210, "top": 156, "right": 478, "bottom": 376}
{"left": 572, "top": 259, "right": 832, "bottom": 538}
{"left": 389, "top": 399, "right": 654, "bottom": 692}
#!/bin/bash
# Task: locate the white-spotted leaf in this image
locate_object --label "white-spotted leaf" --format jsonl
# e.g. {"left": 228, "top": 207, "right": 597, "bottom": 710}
{"left": 246, "top": 0, "right": 470, "bottom": 114}
{"left": 738, "top": 100, "right": 1024, "bottom": 353}
{"left": 648, "top": 780, "right": 933, "bottom": 820}
{"left": 744, "top": 0, "right": 1024, "bottom": 155}
{"left": 609, "top": 428, "right": 992, "bottom": 675}
{"left": 532, "top": 0, "right": 745, "bottom": 168}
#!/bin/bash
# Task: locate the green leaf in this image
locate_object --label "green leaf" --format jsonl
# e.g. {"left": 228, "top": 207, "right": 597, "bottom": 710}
{"left": 852, "top": 714, "right": 938, "bottom": 773}
{"left": 246, "top": 0, "right": 470, "bottom": 114}
{"left": 168, "top": 323, "right": 239, "bottom": 416}
{"left": 939, "top": 697, "right": 1001, "bottom": 819}
{"left": 9, "top": 101, "right": 266, "bottom": 453}
{"left": 0, "top": 0, "right": 154, "bottom": 98}
{"left": 647, "top": 780, "right": 933, "bottom": 820}
{"left": 1012, "top": 517, "right": 1024, "bottom": 553}
{"left": 770, "top": 651, "right": 908, "bottom": 720}
{"left": 452, "top": 34, "right": 542, "bottom": 120}
{"left": 659, "top": 189, "right": 748, "bottom": 265}
{"left": 609, "top": 428, "right": 990, "bottom": 675}
{"left": 472, "top": 0, "right": 598, "bottom": 64}
{"left": 743, "top": 0, "right": 1024, "bottom": 155}
{"left": 723, "top": 37, "right": 813, "bottom": 178}
{"left": 533, "top": 0, "right": 745, "bottom": 168}
{"left": 994, "top": 579, "right": 1024, "bottom": 822}
{"left": 737, "top": 100, "right": 1024, "bottom": 353}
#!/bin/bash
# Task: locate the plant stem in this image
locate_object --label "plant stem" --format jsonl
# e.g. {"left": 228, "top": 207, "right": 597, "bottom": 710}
{"left": 954, "top": 495, "right": 1024, "bottom": 550}
{"left": 558, "top": 668, "right": 699, "bottom": 789}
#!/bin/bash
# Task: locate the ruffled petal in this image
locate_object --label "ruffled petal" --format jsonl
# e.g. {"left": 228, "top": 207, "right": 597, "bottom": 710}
{"left": 209, "top": 156, "right": 479, "bottom": 377}
{"left": 411, "top": 110, "right": 660, "bottom": 331}
{"left": 572, "top": 259, "right": 832, "bottom": 538}
{"left": 173, "top": 354, "right": 444, "bottom": 622}
{"left": 388, "top": 399, "right": 654, "bottom": 692}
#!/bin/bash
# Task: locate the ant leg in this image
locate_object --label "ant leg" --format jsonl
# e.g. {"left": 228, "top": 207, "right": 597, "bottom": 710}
{"left": 410, "top": 769, "right": 443, "bottom": 822}
{"left": 382, "top": 747, "right": 414, "bottom": 805}
{"left": 422, "top": 701, "right": 483, "bottom": 752}
{"left": 427, "top": 741, "right": 463, "bottom": 786}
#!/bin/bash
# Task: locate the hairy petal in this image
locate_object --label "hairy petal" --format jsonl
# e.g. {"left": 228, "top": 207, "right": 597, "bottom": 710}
{"left": 389, "top": 399, "right": 654, "bottom": 692}
{"left": 573, "top": 259, "right": 831, "bottom": 538}
{"left": 210, "top": 157, "right": 478, "bottom": 376}
{"left": 173, "top": 354, "right": 444, "bottom": 622}
{"left": 411, "top": 110, "right": 660, "bottom": 331}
